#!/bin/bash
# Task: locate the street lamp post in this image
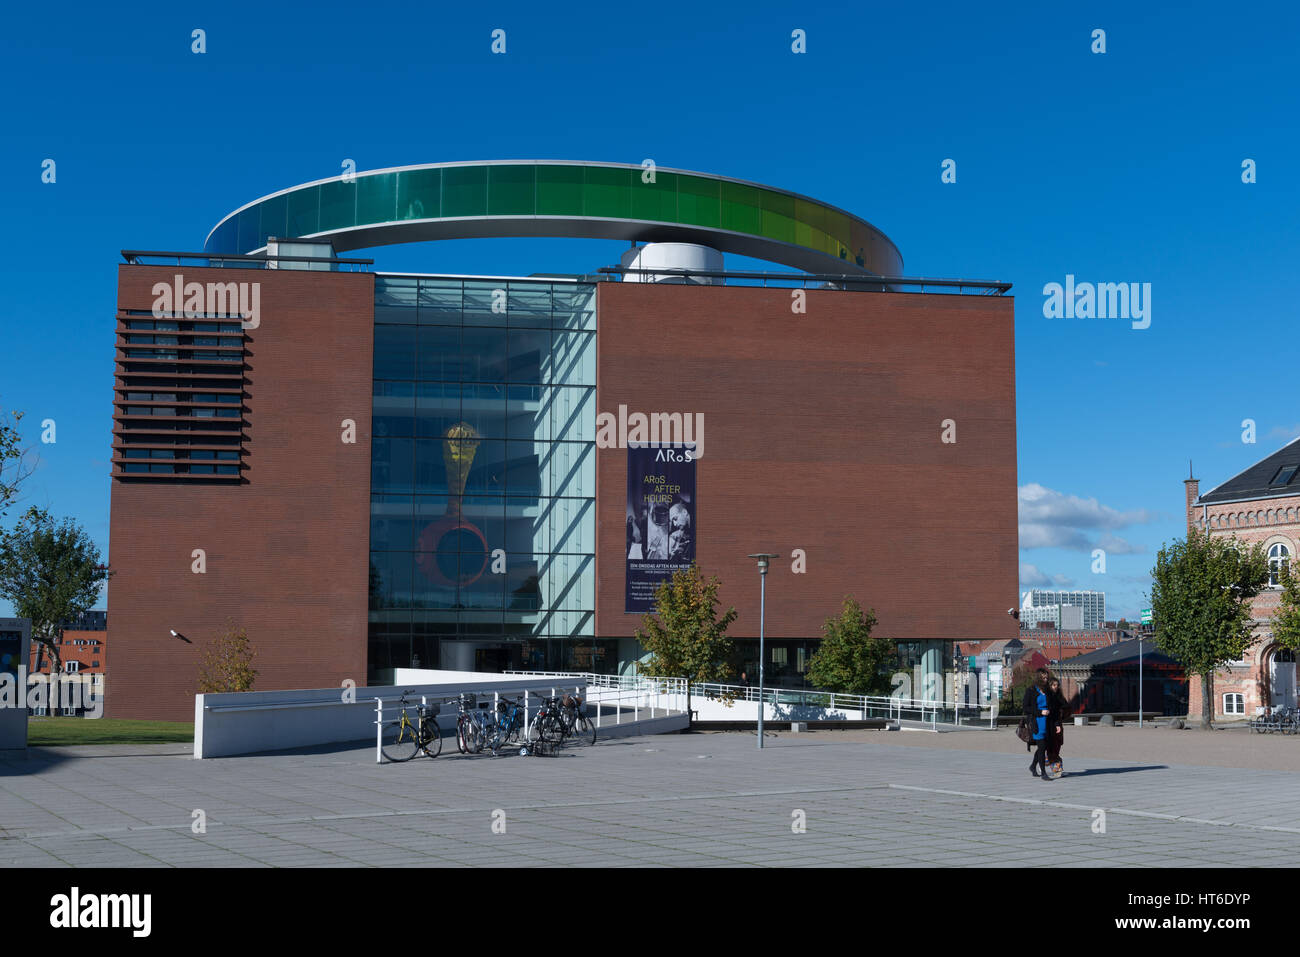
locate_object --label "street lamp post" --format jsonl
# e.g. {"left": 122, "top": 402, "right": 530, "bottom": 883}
{"left": 1138, "top": 634, "right": 1144, "bottom": 728}
{"left": 748, "top": 553, "right": 780, "bottom": 750}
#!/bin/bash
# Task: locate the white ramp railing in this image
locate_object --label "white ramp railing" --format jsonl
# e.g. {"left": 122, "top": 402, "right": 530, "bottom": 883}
{"left": 510, "top": 673, "right": 997, "bottom": 728}
{"left": 505, "top": 672, "right": 688, "bottom": 724}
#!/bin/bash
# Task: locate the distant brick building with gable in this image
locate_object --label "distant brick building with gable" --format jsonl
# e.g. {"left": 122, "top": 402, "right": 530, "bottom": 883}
{"left": 1186, "top": 440, "right": 1300, "bottom": 718}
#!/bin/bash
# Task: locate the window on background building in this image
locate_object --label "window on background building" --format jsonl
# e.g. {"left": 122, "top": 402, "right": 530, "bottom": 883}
{"left": 64, "top": 661, "right": 79, "bottom": 673}
{"left": 1223, "top": 693, "right": 1244, "bottom": 715}
{"left": 1269, "top": 543, "right": 1291, "bottom": 586}
{"left": 1269, "top": 465, "right": 1299, "bottom": 488}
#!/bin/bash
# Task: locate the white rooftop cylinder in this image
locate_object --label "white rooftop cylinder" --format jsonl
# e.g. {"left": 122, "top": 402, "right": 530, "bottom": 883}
{"left": 619, "top": 243, "right": 724, "bottom": 284}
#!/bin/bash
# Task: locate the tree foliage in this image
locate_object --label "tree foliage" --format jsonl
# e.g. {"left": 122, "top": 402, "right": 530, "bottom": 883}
{"left": 0, "top": 507, "right": 110, "bottom": 682}
{"left": 804, "top": 596, "right": 893, "bottom": 695}
{"left": 1149, "top": 528, "right": 1268, "bottom": 728}
{"left": 197, "top": 621, "right": 258, "bottom": 694}
{"left": 636, "top": 563, "right": 737, "bottom": 685}
{"left": 0, "top": 407, "right": 36, "bottom": 519}
{"left": 999, "top": 660, "right": 1037, "bottom": 714}
{"left": 1270, "top": 562, "right": 1300, "bottom": 653}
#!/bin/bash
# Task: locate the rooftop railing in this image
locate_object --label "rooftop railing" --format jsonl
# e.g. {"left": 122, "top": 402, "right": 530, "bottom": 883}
{"left": 598, "top": 266, "right": 1012, "bottom": 295}
{"left": 122, "top": 250, "right": 374, "bottom": 271}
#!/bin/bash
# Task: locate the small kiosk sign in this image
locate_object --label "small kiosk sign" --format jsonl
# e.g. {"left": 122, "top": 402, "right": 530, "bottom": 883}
{"left": 0, "top": 618, "right": 31, "bottom": 749}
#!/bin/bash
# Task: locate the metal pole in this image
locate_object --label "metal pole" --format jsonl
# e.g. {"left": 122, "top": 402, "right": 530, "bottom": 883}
{"left": 1139, "top": 637, "right": 1144, "bottom": 728}
{"left": 758, "top": 570, "right": 766, "bottom": 749}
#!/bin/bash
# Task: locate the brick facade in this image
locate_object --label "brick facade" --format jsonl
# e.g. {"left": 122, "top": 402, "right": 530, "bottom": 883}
{"left": 107, "top": 265, "right": 375, "bottom": 720}
{"left": 1185, "top": 477, "right": 1300, "bottom": 718}
{"left": 108, "top": 273, "right": 1019, "bottom": 719}
{"left": 594, "top": 283, "right": 1020, "bottom": 648}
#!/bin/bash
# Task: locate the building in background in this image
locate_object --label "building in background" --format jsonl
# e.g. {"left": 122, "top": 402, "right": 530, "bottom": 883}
{"left": 1056, "top": 639, "right": 1187, "bottom": 716}
{"left": 1021, "top": 589, "right": 1106, "bottom": 630}
{"left": 1186, "top": 444, "right": 1300, "bottom": 718}
{"left": 1020, "top": 603, "right": 1084, "bottom": 630}
{"left": 27, "top": 630, "right": 106, "bottom": 716}
{"left": 960, "top": 629, "right": 1123, "bottom": 702}
{"left": 60, "top": 610, "right": 107, "bottom": 632}
{"left": 107, "top": 160, "right": 1019, "bottom": 719}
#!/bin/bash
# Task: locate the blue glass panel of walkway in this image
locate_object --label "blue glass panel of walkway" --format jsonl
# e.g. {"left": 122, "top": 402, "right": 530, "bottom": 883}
{"left": 205, "top": 161, "right": 903, "bottom": 276}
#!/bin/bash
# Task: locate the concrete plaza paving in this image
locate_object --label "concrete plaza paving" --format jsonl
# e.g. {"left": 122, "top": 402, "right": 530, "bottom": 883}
{"left": 2, "top": 728, "right": 1298, "bottom": 867}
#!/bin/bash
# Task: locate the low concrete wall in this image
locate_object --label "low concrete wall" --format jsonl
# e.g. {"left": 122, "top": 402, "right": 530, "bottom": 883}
{"left": 195, "top": 671, "right": 687, "bottom": 758}
{"left": 195, "top": 674, "right": 588, "bottom": 759}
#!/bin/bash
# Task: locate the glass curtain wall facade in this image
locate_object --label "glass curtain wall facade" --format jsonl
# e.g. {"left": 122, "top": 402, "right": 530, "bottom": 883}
{"left": 368, "top": 276, "right": 596, "bottom": 682}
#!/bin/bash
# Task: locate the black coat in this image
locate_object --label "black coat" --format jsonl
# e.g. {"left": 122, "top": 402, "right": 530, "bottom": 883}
{"left": 1021, "top": 685, "right": 1061, "bottom": 749}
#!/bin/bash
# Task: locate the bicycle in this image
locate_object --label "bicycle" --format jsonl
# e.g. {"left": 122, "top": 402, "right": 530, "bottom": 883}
{"left": 1250, "top": 706, "right": 1298, "bottom": 734}
{"left": 455, "top": 693, "right": 491, "bottom": 754}
{"left": 380, "top": 690, "right": 443, "bottom": 762}
{"left": 520, "top": 695, "right": 567, "bottom": 757}
{"left": 557, "top": 692, "right": 596, "bottom": 747}
{"left": 1277, "top": 707, "right": 1300, "bottom": 735}
{"left": 486, "top": 696, "right": 526, "bottom": 754}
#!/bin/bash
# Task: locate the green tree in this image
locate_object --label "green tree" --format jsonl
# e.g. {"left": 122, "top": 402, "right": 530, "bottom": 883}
{"left": 197, "top": 621, "right": 258, "bottom": 694}
{"left": 804, "top": 596, "right": 893, "bottom": 695}
{"left": 1269, "top": 562, "right": 1300, "bottom": 653}
{"left": 636, "top": 564, "right": 738, "bottom": 721}
{"left": 0, "top": 507, "right": 111, "bottom": 713}
{"left": 1149, "top": 528, "right": 1268, "bottom": 729}
{"left": 999, "top": 660, "right": 1036, "bottom": 715}
{"left": 0, "top": 407, "right": 36, "bottom": 519}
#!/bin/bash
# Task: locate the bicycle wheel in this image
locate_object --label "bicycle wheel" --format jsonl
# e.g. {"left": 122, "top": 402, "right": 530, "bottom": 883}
{"left": 381, "top": 719, "right": 420, "bottom": 762}
{"left": 541, "top": 714, "right": 566, "bottom": 752}
{"left": 485, "top": 719, "right": 508, "bottom": 754}
{"left": 467, "top": 716, "right": 488, "bottom": 754}
{"left": 577, "top": 715, "right": 596, "bottom": 746}
{"left": 421, "top": 720, "right": 444, "bottom": 757}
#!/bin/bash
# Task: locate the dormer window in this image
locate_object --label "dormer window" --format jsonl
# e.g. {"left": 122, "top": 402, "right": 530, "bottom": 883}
{"left": 1269, "top": 464, "right": 1299, "bottom": 488}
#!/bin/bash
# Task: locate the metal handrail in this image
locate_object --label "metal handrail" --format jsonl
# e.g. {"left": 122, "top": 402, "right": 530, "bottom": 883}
{"left": 375, "top": 676, "right": 689, "bottom": 762}
{"left": 598, "top": 265, "right": 1012, "bottom": 295}
{"left": 122, "top": 249, "right": 374, "bottom": 270}
{"left": 506, "top": 672, "right": 995, "bottom": 728}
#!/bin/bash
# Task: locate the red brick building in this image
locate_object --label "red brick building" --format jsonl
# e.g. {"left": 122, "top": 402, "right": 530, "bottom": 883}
{"left": 106, "top": 162, "right": 1020, "bottom": 720}
{"left": 1185, "top": 442, "right": 1300, "bottom": 718}
{"left": 29, "top": 630, "right": 107, "bottom": 676}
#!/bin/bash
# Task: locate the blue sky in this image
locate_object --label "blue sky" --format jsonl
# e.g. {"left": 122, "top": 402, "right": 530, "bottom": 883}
{"left": 2, "top": 0, "right": 1298, "bottom": 621}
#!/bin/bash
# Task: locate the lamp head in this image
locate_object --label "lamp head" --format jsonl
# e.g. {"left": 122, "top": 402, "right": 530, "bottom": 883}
{"left": 747, "top": 552, "right": 780, "bottom": 574}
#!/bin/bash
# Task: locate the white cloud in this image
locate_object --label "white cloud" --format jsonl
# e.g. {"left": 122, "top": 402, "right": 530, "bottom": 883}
{"left": 1018, "top": 483, "right": 1155, "bottom": 530}
{"left": 1020, "top": 563, "right": 1073, "bottom": 587}
{"left": 1019, "top": 483, "right": 1154, "bottom": 553}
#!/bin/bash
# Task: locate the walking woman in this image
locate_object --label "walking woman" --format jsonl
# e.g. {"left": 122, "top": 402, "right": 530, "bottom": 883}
{"left": 1046, "top": 676, "right": 1069, "bottom": 776}
{"left": 1022, "top": 668, "right": 1060, "bottom": 780}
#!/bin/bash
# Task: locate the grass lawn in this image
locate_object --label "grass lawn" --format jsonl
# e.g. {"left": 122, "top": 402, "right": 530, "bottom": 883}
{"left": 26, "top": 717, "right": 194, "bottom": 746}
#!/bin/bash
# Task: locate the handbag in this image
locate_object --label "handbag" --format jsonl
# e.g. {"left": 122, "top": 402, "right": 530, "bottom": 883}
{"left": 1016, "top": 719, "right": 1034, "bottom": 744}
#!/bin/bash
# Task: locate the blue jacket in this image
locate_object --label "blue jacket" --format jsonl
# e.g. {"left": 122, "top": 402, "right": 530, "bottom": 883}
{"left": 1022, "top": 684, "right": 1060, "bottom": 744}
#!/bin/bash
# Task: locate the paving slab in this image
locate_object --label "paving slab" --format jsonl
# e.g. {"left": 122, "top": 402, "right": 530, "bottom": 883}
{"left": 3, "top": 729, "right": 1299, "bottom": 866}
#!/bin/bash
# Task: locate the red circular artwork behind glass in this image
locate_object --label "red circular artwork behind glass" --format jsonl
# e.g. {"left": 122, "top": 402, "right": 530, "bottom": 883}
{"left": 415, "top": 516, "right": 490, "bottom": 588}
